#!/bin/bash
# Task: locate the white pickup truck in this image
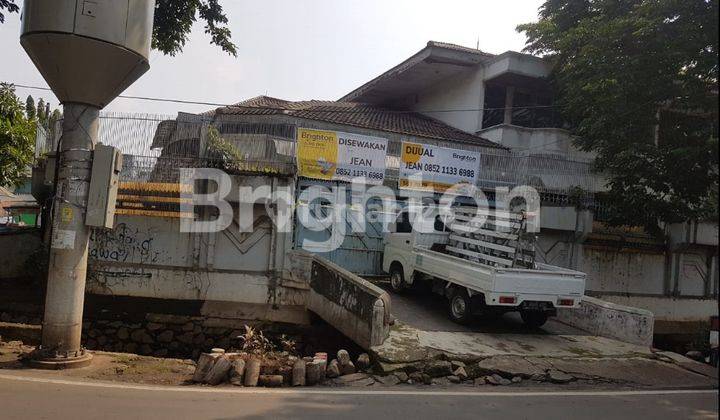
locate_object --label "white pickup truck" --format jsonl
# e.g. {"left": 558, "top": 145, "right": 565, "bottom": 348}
{"left": 382, "top": 209, "right": 586, "bottom": 327}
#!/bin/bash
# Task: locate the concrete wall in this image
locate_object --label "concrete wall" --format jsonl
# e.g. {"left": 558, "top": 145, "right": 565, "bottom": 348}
{"left": 597, "top": 295, "right": 718, "bottom": 324}
{"left": 580, "top": 248, "right": 667, "bottom": 295}
{"left": 535, "top": 220, "right": 718, "bottom": 330}
{"left": 557, "top": 295, "right": 654, "bottom": 346}
{"left": 483, "top": 52, "right": 551, "bottom": 81}
{"left": 479, "top": 125, "right": 582, "bottom": 156}
{"left": 409, "top": 67, "right": 486, "bottom": 134}
{"left": 0, "top": 228, "right": 42, "bottom": 279}
{"left": 668, "top": 221, "right": 719, "bottom": 247}
{"left": 86, "top": 175, "right": 310, "bottom": 325}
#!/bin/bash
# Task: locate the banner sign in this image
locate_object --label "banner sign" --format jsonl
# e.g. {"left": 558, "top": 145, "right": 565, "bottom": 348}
{"left": 297, "top": 128, "right": 388, "bottom": 184}
{"left": 399, "top": 142, "right": 480, "bottom": 192}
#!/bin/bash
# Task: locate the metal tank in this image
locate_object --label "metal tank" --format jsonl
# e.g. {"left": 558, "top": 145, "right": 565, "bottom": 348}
{"left": 21, "top": 0, "right": 154, "bottom": 108}
{"left": 20, "top": 0, "right": 155, "bottom": 368}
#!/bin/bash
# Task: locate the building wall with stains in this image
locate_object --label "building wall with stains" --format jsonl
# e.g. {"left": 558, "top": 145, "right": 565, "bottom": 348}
{"left": 535, "top": 223, "right": 718, "bottom": 328}
{"left": 86, "top": 175, "right": 310, "bottom": 325}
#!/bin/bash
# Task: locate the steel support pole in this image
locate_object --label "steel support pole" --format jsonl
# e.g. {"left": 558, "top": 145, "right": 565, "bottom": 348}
{"left": 31, "top": 103, "right": 98, "bottom": 369}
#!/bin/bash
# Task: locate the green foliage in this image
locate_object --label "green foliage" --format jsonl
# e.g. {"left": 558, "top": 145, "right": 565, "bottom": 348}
{"left": 0, "top": 0, "right": 18, "bottom": 24}
{"left": 0, "top": 83, "right": 35, "bottom": 187}
{"left": 204, "top": 126, "right": 282, "bottom": 174}
{"left": 205, "top": 126, "right": 244, "bottom": 168}
{"left": 36, "top": 98, "right": 45, "bottom": 124}
{"left": 25, "top": 95, "right": 35, "bottom": 120}
{"left": 48, "top": 109, "right": 62, "bottom": 130}
{"left": 152, "top": 0, "right": 236, "bottom": 56}
{"left": 236, "top": 325, "right": 274, "bottom": 355}
{"left": 518, "top": 0, "right": 719, "bottom": 232}
{"left": 0, "top": 0, "right": 236, "bottom": 57}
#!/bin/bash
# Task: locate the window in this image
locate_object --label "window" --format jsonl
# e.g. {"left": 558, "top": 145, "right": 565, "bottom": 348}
{"left": 396, "top": 210, "right": 412, "bottom": 233}
{"left": 482, "top": 84, "right": 505, "bottom": 128}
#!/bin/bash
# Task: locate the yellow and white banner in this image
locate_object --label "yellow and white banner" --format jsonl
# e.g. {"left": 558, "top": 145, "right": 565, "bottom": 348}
{"left": 399, "top": 142, "right": 480, "bottom": 192}
{"left": 297, "top": 128, "right": 387, "bottom": 184}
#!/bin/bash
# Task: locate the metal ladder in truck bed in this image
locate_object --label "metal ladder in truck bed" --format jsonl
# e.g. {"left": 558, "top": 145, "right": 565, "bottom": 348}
{"left": 444, "top": 206, "right": 537, "bottom": 269}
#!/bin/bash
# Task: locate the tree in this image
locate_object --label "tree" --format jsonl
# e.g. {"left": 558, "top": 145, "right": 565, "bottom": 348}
{"left": 25, "top": 95, "right": 35, "bottom": 120}
{"left": 0, "top": 0, "right": 18, "bottom": 24}
{"left": 36, "top": 98, "right": 45, "bottom": 125}
{"left": 48, "top": 109, "right": 62, "bottom": 130}
{"left": 0, "top": 83, "right": 35, "bottom": 187}
{"left": 0, "top": 0, "right": 236, "bottom": 56}
{"left": 518, "top": 0, "right": 719, "bottom": 233}
{"left": 153, "top": 0, "right": 236, "bottom": 56}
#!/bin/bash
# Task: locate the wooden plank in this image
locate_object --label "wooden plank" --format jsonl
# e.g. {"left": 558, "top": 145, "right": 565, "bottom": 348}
{"left": 449, "top": 234, "right": 516, "bottom": 254}
{"left": 446, "top": 245, "right": 514, "bottom": 267}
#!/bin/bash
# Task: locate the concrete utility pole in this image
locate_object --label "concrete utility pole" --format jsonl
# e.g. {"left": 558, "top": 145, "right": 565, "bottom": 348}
{"left": 20, "top": 0, "right": 154, "bottom": 368}
{"left": 35, "top": 105, "right": 99, "bottom": 367}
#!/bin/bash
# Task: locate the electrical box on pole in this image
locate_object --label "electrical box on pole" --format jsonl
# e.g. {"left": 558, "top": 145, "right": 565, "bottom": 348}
{"left": 86, "top": 145, "right": 123, "bottom": 229}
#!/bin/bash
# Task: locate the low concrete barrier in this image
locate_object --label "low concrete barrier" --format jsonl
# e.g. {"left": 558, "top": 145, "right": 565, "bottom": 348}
{"left": 295, "top": 251, "right": 391, "bottom": 350}
{"left": 556, "top": 295, "right": 654, "bottom": 347}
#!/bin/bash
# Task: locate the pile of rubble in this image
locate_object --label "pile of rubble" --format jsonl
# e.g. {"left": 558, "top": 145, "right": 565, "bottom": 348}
{"left": 191, "top": 349, "right": 576, "bottom": 388}
{"left": 372, "top": 359, "right": 575, "bottom": 387}
{"left": 192, "top": 348, "right": 372, "bottom": 387}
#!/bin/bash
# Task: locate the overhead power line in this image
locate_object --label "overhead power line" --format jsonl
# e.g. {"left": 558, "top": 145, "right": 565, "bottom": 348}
{"left": 9, "top": 82, "right": 564, "bottom": 114}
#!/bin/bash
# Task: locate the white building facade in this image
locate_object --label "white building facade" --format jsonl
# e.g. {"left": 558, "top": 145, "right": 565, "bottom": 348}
{"left": 341, "top": 41, "right": 719, "bottom": 339}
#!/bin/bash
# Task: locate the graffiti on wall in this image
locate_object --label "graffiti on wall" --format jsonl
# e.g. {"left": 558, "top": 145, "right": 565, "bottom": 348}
{"left": 89, "top": 222, "right": 166, "bottom": 264}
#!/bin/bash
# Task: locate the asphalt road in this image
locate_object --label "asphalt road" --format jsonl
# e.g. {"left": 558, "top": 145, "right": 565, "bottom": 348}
{"left": 1, "top": 374, "right": 717, "bottom": 420}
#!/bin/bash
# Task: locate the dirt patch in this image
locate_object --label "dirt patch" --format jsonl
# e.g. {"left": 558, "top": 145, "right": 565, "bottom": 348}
{"left": 0, "top": 340, "right": 195, "bottom": 386}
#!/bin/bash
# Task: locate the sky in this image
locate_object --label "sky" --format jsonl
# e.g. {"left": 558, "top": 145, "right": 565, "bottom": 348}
{"left": 1, "top": 0, "right": 544, "bottom": 116}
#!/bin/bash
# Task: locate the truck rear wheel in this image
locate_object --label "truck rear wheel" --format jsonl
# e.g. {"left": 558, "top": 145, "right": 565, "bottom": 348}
{"left": 389, "top": 264, "right": 406, "bottom": 293}
{"left": 448, "top": 289, "right": 473, "bottom": 325}
{"left": 520, "top": 310, "right": 549, "bottom": 328}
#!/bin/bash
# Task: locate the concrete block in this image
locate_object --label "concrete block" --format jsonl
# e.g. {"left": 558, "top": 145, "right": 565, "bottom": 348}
{"left": 340, "top": 360, "right": 356, "bottom": 375}
{"left": 292, "top": 359, "right": 306, "bottom": 386}
{"left": 229, "top": 359, "right": 245, "bottom": 386}
{"left": 306, "top": 360, "right": 324, "bottom": 385}
{"left": 326, "top": 359, "right": 340, "bottom": 378}
{"left": 556, "top": 295, "right": 654, "bottom": 346}
{"left": 305, "top": 256, "right": 391, "bottom": 350}
{"left": 258, "top": 375, "right": 284, "bottom": 387}
{"left": 205, "top": 356, "right": 232, "bottom": 385}
{"left": 278, "top": 365, "right": 293, "bottom": 385}
{"left": 192, "top": 353, "right": 219, "bottom": 383}
{"left": 356, "top": 353, "right": 371, "bottom": 371}
{"left": 337, "top": 349, "right": 351, "bottom": 365}
{"left": 244, "top": 358, "right": 261, "bottom": 387}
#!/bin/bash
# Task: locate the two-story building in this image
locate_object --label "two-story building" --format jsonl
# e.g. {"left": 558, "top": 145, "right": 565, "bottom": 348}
{"left": 339, "top": 41, "right": 718, "bottom": 345}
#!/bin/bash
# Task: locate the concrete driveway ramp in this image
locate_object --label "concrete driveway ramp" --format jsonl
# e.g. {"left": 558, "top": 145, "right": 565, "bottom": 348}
{"left": 370, "top": 322, "right": 719, "bottom": 388}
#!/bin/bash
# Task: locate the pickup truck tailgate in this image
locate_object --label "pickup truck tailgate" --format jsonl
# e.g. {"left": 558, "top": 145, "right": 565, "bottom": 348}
{"left": 492, "top": 265, "right": 585, "bottom": 295}
{"left": 487, "top": 264, "right": 585, "bottom": 307}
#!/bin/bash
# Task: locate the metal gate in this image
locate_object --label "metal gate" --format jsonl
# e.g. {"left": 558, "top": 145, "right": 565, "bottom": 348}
{"left": 293, "top": 179, "right": 388, "bottom": 276}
